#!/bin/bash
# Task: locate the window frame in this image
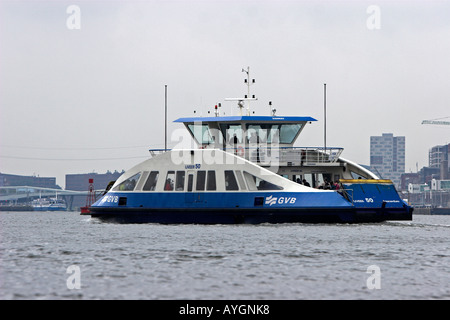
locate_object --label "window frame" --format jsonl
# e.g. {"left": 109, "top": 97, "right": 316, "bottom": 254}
{"left": 113, "top": 172, "right": 142, "bottom": 192}
{"left": 206, "top": 170, "right": 216, "bottom": 191}
{"left": 143, "top": 171, "right": 159, "bottom": 191}
{"left": 224, "top": 170, "right": 239, "bottom": 191}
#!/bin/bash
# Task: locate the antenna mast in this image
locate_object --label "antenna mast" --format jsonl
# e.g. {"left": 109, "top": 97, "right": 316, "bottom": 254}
{"left": 324, "top": 83, "right": 327, "bottom": 153}
{"left": 242, "top": 66, "right": 256, "bottom": 116}
{"left": 165, "top": 85, "right": 168, "bottom": 150}
{"left": 225, "top": 67, "right": 257, "bottom": 116}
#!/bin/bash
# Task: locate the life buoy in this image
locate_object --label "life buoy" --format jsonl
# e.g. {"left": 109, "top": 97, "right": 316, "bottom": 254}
{"left": 236, "top": 146, "right": 245, "bottom": 157}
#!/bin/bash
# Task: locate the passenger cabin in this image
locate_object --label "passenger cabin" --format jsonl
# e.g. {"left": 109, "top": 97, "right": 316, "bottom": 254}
{"left": 110, "top": 149, "right": 317, "bottom": 196}
{"left": 170, "top": 115, "right": 377, "bottom": 189}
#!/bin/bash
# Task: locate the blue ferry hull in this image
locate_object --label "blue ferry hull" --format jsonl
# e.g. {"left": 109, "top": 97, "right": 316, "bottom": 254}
{"left": 88, "top": 188, "right": 412, "bottom": 224}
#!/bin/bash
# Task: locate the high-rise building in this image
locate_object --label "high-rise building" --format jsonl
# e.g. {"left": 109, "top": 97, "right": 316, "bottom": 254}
{"left": 429, "top": 144, "right": 448, "bottom": 168}
{"left": 429, "top": 143, "right": 449, "bottom": 179}
{"left": 370, "top": 133, "right": 405, "bottom": 188}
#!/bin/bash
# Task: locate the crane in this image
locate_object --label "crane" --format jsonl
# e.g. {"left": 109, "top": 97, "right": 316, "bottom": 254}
{"left": 422, "top": 117, "right": 450, "bottom": 126}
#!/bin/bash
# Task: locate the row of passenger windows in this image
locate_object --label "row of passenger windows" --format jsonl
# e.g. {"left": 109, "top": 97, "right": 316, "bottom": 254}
{"left": 113, "top": 170, "right": 283, "bottom": 192}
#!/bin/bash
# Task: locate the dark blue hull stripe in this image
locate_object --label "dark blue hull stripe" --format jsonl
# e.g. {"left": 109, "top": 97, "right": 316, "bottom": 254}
{"left": 88, "top": 206, "right": 413, "bottom": 224}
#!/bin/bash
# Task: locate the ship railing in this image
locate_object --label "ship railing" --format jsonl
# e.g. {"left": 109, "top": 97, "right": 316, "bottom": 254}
{"left": 223, "top": 146, "right": 344, "bottom": 166}
{"left": 148, "top": 146, "right": 344, "bottom": 166}
{"left": 339, "top": 187, "right": 354, "bottom": 203}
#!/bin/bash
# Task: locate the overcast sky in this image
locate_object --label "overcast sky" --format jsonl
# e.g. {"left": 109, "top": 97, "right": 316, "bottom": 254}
{"left": 1, "top": 0, "right": 449, "bottom": 188}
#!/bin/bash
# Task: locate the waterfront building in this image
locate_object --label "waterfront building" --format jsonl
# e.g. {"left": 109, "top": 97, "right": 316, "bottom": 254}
{"left": 429, "top": 143, "right": 449, "bottom": 168}
{"left": 0, "top": 173, "right": 60, "bottom": 189}
{"left": 431, "top": 179, "right": 450, "bottom": 191}
{"left": 428, "top": 143, "right": 449, "bottom": 180}
{"left": 400, "top": 173, "right": 421, "bottom": 191}
{"left": 65, "top": 171, "right": 123, "bottom": 191}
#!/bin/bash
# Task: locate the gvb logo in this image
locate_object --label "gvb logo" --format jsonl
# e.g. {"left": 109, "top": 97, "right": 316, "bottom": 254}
{"left": 265, "top": 195, "right": 296, "bottom": 206}
{"left": 265, "top": 195, "right": 277, "bottom": 206}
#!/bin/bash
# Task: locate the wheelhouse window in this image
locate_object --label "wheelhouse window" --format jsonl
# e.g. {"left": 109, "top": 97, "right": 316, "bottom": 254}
{"left": 143, "top": 171, "right": 159, "bottom": 191}
{"left": 243, "top": 171, "right": 283, "bottom": 191}
{"left": 113, "top": 172, "right": 141, "bottom": 191}
{"left": 220, "top": 124, "right": 243, "bottom": 145}
{"left": 247, "top": 124, "right": 270, "bottom": 143}
{"left": 246, "top": 123, "right": 302, "bottom": 144}
{"left": 224, "top": 170, "right": 239, "bottom": 191}
{"left": 187, "top": 124, "right": 214, "bottom": 145}
{"left": 279, "top": 124, "right": 302, "bottom": 144}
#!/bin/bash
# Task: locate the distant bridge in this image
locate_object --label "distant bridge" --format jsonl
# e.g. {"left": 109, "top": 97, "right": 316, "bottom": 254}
{"left": 0, "top": 186, "right": 104, "bottom": 210}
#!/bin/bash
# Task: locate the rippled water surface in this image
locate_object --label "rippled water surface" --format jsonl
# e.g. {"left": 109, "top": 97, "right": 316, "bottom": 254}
{"left": 0, "top": 211, "right": 449, "bottom": 299}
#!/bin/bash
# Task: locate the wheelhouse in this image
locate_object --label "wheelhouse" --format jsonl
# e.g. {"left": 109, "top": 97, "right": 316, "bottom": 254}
{"left": 175, "top": 116, "right": 316, "bottom": 149}
{"left": 173, "top": 115, "right": 377, "bottom": 188}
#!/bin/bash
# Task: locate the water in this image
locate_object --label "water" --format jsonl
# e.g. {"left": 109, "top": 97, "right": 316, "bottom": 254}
{"left": 0, "top": 211, "right": 449, "bottom": 300}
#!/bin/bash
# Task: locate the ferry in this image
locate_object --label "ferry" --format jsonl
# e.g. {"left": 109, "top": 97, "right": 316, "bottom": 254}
{"left": 85, "top": 71, "right": 413, "bottom": 223}
{"left": 32, "top": 197, "right": 67, "bottom": 211}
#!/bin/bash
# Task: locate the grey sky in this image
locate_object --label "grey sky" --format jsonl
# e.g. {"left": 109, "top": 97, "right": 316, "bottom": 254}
{"left": 1, "top": 0, "right": 449, "bottom": 188}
